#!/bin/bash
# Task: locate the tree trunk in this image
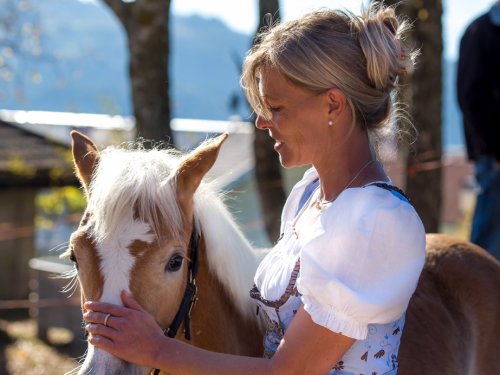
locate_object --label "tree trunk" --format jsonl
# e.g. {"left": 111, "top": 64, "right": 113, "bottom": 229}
{"left": 0, "top": 189, "right": 36, "bottom": 300}
{"left": 381, "top": 0, "right": 443, "bottom": 233}
{"left": 253, "top": 0, "right": 286, "bottom": 244}
{"left": 103, "top": 0, "right": 173, "bottom": 145}
{"left": 403, "top": 0, "right": 443, "bottom": 233}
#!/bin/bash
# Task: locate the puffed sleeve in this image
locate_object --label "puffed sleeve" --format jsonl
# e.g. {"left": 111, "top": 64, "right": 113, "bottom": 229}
{"left": 296, "top": 187, "right": 425, "bottom": 340}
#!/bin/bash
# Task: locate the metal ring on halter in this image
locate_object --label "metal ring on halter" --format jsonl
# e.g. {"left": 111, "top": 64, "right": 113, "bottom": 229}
{"left": 104, "top": 313, "right": 111, "bottom": 327}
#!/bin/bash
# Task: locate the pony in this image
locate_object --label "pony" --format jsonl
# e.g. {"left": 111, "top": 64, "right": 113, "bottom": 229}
{"left": 65, "top": 130, "right": 499, "bottom": 375}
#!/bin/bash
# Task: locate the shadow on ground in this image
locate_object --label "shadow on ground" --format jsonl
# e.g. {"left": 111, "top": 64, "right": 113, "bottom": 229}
{"left": 0, "top": 313, "right": 83, "bottom": 375}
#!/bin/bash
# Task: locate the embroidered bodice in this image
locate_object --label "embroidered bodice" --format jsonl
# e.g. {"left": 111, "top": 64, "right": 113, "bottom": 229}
{"left": 249, "top": 168, "right": 425, "bottom": 375}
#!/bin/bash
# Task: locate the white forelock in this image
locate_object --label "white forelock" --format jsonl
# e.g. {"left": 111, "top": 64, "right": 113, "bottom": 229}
{"left": 86, "top": 143, "right": 261, "bottom": 320}
{"left": 87, "top": 146, "right": 183, "bottom": 244}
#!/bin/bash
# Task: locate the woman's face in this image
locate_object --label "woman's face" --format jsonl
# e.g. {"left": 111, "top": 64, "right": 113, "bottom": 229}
{"left": 255, "top": 67, "right": 331, "bottom": 169}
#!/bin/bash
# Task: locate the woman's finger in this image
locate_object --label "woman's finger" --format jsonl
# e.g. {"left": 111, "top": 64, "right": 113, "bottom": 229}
{"left": 83, "top": 311, "right": 111, "bottom": 325}
{"left": 120, "top": 290, "right": 145, "bottom": 311}
{"left": 86, "top": 322, "right": 117, "bottom": 338}
{"left": 83, "top": 300, "right": 127, "bottom": 316}
{"left": 87, "top": 332, "right": 115, "bottom": 350}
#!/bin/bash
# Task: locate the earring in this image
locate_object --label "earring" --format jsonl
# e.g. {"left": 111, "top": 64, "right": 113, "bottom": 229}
{"left": 328, "top": 120, "right": 334, "bottom": 127}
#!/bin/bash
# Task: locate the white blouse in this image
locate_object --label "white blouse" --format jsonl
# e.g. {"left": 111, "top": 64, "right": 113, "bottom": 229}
{"left": 251, "top": 167, "right": 425, "bottom": 374}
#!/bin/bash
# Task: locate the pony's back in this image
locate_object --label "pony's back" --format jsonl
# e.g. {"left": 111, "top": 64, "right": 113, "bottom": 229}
{"left": 399, "top": 233, "right": 500, "bottom": 375}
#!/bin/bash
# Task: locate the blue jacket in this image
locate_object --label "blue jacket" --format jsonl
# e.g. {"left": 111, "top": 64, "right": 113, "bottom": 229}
{"left": 457, "top": 3, "right": 500, "bottom": 161}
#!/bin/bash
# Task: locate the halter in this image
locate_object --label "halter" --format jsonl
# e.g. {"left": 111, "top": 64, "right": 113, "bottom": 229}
{"left": 165, "top": 225, "right": 200, "bottom": 339}
{"left": 153, "top": 225, "right": 200, "bottom": 375}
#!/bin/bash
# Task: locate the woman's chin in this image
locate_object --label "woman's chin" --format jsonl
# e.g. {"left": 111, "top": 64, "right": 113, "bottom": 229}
{"left": 277, "top": 156, "right": 300, "bottom": 169}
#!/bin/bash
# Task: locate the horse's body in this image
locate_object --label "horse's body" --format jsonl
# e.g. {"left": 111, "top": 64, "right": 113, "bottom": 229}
{"left": 399, "top": 234, "right": 500, "bottom": 375}
{"left": 67, "top": 131, "right": 499, "bottom": 375}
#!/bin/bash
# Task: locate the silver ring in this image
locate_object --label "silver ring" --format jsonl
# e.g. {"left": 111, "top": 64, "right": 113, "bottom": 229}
{"left": 104, "top": 313, "right": 111, "bottom": 327}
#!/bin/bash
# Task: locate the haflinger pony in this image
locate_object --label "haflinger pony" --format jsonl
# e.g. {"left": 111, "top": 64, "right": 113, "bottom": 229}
{"left": 66, "top": 130, "right": 264, "bottom": 375}
{"left": 66, "top": 131, "right": 500, "bottom": 375}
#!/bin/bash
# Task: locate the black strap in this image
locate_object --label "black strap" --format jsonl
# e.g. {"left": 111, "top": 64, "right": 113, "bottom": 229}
{"left": 166, "top": 227, "right": 200, "bottom": 339}
{"left": 153, "top": 227, "right": 200, "bottom": 375}
{"left": 164, "top": 281, "right": 197, "bottom": 340}
{"left": 369, "top": 182, "right": 411, "bottom": 204}
{"left": 189, "top": 228, "right": 200, "bottom": 280}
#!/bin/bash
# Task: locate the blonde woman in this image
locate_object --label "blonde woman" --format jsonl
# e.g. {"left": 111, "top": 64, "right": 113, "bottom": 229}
{"left": 84, "top": 3, "right": 425, "bottom": 374}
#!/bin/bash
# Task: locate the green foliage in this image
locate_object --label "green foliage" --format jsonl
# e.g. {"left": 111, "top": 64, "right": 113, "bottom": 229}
{"left": 6, "top": 155, "right": 36, "bottom": 176}
{"left": 35, "top": 187, "right": 86, "bottom": 218}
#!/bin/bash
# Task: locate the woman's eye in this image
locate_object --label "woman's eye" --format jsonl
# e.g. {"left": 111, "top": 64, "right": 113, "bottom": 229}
{"left": 166, "top": 254, "right": 183, "bottom": 272}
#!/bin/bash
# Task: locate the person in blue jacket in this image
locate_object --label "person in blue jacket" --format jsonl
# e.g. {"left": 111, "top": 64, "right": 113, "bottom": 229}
{"left": 457, "top": 0, "right": 500, "bottom": 260}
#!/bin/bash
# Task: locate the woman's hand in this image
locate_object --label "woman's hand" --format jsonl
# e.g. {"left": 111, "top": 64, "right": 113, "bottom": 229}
{"left": 83, "top": 294, "right": 354, "bottom": 375}
{"left": 83, "top": 290, "right": 168, "bottom": 368}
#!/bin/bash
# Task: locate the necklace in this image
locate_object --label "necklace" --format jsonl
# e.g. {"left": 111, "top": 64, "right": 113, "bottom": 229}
{"left": 315, "top": 159, "right": 376, "bottom": 210}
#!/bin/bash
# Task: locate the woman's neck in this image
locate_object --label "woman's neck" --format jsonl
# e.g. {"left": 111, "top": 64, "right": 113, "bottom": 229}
{"left": 313, "top": 132, "right": 388, "bottom": 202}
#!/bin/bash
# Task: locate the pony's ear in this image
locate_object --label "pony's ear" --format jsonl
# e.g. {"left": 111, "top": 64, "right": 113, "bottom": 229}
{"left": 71, "top": 130, "right": 100, "bottom": 194}
{"left": 175, "top": 133, "right": 228, "bottom": 202}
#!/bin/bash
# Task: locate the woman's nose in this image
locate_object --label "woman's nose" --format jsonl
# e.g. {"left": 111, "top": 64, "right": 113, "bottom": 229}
{"left": 255, "top": 115, "right": 271, "bottom": 130}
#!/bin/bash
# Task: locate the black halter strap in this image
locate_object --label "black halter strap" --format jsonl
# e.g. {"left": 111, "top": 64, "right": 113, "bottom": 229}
{"left": 152, "top": 226, "right": 200, "bottom": 375}
{"left": 166, "top": 227, "right": 200, "bottom": 339}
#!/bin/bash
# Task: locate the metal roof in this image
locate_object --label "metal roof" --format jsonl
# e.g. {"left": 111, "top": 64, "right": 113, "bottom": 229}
{"left": 0, "top": 120, "right": 76, "bottom": 188}
{"left": 0, "top": 109, "right": 255, "bottom": 189}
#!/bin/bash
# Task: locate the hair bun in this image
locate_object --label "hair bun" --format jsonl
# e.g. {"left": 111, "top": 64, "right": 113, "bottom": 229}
{"left": 383, "top": 16, "right": 398, "bottom": 35}
{"left": 355, "top": 3, "right": 416, "bottom": 91}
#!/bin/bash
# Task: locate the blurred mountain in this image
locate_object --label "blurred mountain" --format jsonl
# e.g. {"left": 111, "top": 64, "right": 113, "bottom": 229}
{"left": 0, "top": 0, "right": 252, "bottom": 120}
{"left": 0, "top": 0, "right": 464, "bottom": 149}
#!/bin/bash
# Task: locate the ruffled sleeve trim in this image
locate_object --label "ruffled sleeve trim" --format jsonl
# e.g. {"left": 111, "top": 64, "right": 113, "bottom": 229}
{"left": 302, "top": 294, "right": 368, "bottom": 340}
{"left": 296, "top": 186, "right": 425, "bottom": 341}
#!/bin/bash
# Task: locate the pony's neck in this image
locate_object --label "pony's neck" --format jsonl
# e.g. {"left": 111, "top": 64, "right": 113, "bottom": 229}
{"left": 186, "top": 235, "right": 263, "bottom": 356}
{"left": 193, "top": 189, "right": 261, "bottom": 321}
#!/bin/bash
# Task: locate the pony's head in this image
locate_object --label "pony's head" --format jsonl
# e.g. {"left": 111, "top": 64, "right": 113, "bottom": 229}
{"left": 65, "top": 131, "right": 230, "bottom": 374}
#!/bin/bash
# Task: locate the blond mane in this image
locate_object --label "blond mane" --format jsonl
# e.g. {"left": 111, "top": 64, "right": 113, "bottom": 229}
{"left": 87, "top": 143, "right": 260, "bottom": 320}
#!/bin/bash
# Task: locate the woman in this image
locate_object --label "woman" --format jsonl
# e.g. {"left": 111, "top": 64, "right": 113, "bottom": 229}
{"left": 84, "top": 3, "right": 425, "bottom": 374}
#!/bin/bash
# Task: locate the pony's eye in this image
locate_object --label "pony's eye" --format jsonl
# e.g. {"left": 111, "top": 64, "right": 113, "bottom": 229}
{"left": 69, "top": 248, "right": 79, "bottom": 270}
{"left": 166, "top": 254, "right": 183, "bottom": 272}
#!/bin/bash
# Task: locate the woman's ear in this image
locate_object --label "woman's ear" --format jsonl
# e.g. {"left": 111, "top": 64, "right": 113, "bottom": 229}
{"left": 326, "top": 88, "right": 346, "bottom": 118}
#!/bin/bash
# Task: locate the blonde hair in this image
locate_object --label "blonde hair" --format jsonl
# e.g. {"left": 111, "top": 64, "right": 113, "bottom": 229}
{"left": 241, "top": 2, "right": 417, "bottom": 144}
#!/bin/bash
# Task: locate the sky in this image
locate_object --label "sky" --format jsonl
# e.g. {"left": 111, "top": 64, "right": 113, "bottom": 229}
{"left": 171, "top": 0, "right": 496, "bottom": 61}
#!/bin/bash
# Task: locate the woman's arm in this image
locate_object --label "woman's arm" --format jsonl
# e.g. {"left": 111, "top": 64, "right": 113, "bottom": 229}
{"left": 84, "top": 291, "right": 355, "bottom": 375}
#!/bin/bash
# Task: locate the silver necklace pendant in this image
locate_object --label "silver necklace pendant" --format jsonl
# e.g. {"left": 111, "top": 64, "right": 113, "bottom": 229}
{"left": 315, "top": 198, "right": 331, "bottom": 211}
{"left": 315, "top": 159, "right": 376, "bottom": 210}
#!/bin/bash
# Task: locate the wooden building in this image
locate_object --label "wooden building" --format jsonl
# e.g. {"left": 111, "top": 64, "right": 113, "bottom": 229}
{"left": 0, "top": 119, "right": 76, "bottom": 301}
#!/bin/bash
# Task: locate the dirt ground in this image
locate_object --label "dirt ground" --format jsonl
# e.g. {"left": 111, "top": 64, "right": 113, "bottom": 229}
{"left": 0, "top": 318, "right": 81, "bottom": 375}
